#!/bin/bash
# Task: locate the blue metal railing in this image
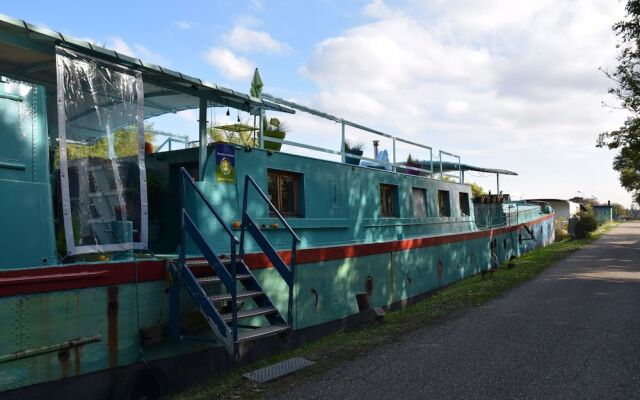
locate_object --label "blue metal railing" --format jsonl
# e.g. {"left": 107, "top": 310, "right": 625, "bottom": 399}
{"left": 240, "top": 175, "right": 300, "bottom": 325}
{"left": 172, "top": 167, "right": 241, "bottom": 348}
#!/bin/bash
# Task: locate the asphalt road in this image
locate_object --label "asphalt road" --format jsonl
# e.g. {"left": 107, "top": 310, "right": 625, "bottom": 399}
{"left": 272, "top": 222, "right": 640, "bottom": 400}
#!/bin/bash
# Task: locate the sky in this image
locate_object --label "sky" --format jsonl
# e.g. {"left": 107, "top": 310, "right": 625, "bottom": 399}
{"left": 4, "top": 0, "right": 634, "bottom": 206}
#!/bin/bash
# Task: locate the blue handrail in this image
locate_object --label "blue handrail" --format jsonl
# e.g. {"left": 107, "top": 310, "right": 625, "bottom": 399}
{"left": 243, "top": 175, "right": 301, "bottom": 243}
{"left": 178, "top": 167, "right": 240, "bottom": 343}
{"left": 240, "top": 174, "right": 300, "bottom": 325}
{"left": 180, "top": 168, "right": 239, "bottom": 244}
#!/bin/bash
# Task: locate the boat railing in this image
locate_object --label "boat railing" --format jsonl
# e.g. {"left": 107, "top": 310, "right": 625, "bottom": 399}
{"left": 261, "top": 93, "right": 462, "bottom": 182}
{"left": 438, "top": 150, "right": 462, "bottom": 181}
{"left": 153, "top": 130, "right": 190, "bottom": 152}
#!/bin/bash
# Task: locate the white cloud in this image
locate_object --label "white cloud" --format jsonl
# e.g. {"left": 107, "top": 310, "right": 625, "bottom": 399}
{"left": 205, "top": 47, "right": 254, "bottom": 81}
{"left": 249, "top": 0, "right": 264, "bottom": 11}
{"left": 176, "top": 109, "right": 198, "bottom": 122}
{"left": 363, "top": 0, "right": 404, "bottom": 19}
{"left": 173, "top": 20, "right": 195, "bottom": 30}
{"left": 295, "top": 0, "right": 632, "bottom": 205}
{"left": 107, "top": 36, "right": 135, "bottom": 56}
{"left": 445, "top": 100, "right": 470, "bottom": 115}
{"left": 106, "top": 36, "right": 168, "bottom": 65}
{"left": 225, "top": 26, "right": 291, "bottom": 55}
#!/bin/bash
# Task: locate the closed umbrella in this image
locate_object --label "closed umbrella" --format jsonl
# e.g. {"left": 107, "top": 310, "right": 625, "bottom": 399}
{"left": 250, "top": 68, "right": 264, "bottom": 145}
{"left": 250, "top": 68, "right": 263, "bottom": 98}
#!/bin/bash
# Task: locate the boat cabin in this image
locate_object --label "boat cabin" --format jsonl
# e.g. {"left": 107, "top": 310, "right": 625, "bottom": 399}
{"left": 0, "top": 13, "right": 491, "bottom": 270}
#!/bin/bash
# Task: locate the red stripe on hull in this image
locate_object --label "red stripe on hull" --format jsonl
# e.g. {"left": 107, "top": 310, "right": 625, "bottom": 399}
{"left": 0, "top": 261, "right": 166, "bottom": 297}
{"left": 0, "top": 213, "right": 554, "bottom": 296}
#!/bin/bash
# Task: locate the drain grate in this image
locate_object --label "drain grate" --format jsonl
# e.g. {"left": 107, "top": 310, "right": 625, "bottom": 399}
{"left": 243, "top": 357, "right": 315, "bottom": 383}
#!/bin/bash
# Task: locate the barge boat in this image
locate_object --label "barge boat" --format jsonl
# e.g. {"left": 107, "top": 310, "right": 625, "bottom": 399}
{"left": 0, "top": 14, "right": 555, "bottom": 400}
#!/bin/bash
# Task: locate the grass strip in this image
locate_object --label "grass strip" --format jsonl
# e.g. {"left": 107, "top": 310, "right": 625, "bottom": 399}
{"left": 172, "top": 222, "right": 618, "bottom": 400}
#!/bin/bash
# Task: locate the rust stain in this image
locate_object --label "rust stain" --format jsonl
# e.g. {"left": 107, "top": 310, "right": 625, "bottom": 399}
{"left": 58, "top": 349, "right": 70, "bottom": 378}
{"left": 73, "top": 345, "right": 81, "bottom": 376}
{"left": 107, "top": 286, "right": 119, "bottom": 368}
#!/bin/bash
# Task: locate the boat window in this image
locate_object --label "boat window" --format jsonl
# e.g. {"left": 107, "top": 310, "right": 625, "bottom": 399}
{"left": 438, "top": 190, "right": 451, "bottom": 217}
{"left": 412, "top": 187, "right": 428, "bottom": 218}
{"left": 459, "top": 192, "right": 470, "bottom": 216}
{"left": 267, "top": 169, "right": 301, "bottom": 216}
{"left": 380, "top": 184, "right": 398, "bottom": 217}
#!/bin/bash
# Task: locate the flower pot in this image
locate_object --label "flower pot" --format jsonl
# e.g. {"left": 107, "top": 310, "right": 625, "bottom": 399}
{"left": 345, "top": 149, "right": 363, "bottom": 165}
{"left": 263, "top": 130, "right": 285, "bottom": 151}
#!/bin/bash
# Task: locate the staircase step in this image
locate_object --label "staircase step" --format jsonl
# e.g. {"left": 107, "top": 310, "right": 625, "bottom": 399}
{"left": 185, "top": 259, "right": 210, "bottom": 267}
{"left": 209, "top": 290, "right": 263, "bottom": 303}
{"left": 197, "top": 274, "right": 253, "bottom": 284}
{"left": 184, "top": 259, "right": 239, "bottom": 268}
{"left": 236, "top": 325, "right": 290, "bottom": 343}
{"left": 221, "top": 307, "right": 278, "bottom": 322}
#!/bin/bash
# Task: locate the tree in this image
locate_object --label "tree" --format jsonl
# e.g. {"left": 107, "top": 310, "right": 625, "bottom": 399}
{"left": 582, "top": 197, "right": 600, "bottom": 210}
{"left": 598, "top": 0, "right": 640, "bottom": 204}
{"left": 56, "top": 125, "right": 154, "bottom": 167}
{"left": 469, "top": 182, "right": 487, "bottom": 198}
{"left": 611, "top": 202, "right": 628, "bottom": 217}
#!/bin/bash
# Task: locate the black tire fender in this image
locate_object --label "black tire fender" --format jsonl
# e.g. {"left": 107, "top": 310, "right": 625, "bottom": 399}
{"left": 111, "top": 362, "right": 167, "bottom": 400}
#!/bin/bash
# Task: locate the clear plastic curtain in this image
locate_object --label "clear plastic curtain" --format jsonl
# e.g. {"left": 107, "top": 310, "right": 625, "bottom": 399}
{"left": 56, "top": 47, "right": 147, "bottom": 255}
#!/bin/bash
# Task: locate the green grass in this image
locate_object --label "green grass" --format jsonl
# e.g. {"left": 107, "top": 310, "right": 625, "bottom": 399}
{"left": 171, "top": 222, "right": 618, "bottom": 400}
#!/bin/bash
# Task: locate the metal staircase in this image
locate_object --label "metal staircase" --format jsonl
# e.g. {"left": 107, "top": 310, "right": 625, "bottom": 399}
{"left": 169, "top": 168, "right": 300, "bottom": 354}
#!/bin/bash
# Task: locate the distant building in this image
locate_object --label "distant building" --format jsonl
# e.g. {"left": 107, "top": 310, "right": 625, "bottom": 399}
{"left": 526, "top": 199, "right": 581, "bottom": 219}
{"left": 593, "top": 205, "right": 613, "bottom": 224}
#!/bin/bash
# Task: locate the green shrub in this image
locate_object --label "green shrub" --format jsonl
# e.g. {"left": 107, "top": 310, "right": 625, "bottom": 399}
{"left": 573, "top": 211, "right": 598, "bottom": 239}
{"left": 555, "top": 227, "right": 570, "bottom": 241}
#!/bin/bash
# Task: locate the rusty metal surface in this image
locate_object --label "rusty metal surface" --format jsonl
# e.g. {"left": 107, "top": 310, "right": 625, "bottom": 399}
{"left": 107, "top": 286, "right": 119, "bottom": 368}
{"left": 0, "top": 335, "right": 101, "bottom": 363}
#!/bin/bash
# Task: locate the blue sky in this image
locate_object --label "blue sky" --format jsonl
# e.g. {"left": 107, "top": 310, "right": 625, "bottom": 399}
{"left": 6, "top": 0, "right": 368, "bottom": 95}
{"left": 2, "top": 1, "right": 634, "bottom": 206}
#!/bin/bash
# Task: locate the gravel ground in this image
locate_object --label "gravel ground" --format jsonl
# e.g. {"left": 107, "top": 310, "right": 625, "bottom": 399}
{"left": 272, "top": 222, "right": 640, "bottom": 400}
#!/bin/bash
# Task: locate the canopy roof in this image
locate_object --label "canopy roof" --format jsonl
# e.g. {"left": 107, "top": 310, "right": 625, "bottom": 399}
{"left": 436, "top": 161, "right": 518, "bottom": 176}
{"left": 0, "top": 13, "right": 294, "bottom": 116}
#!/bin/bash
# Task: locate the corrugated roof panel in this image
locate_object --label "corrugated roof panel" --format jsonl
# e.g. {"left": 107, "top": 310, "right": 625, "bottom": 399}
{"left": 159, "top": 67, "right": 181, "bottom": 79}
{"left": 26, "top": 23, "right": 62, "bottom": 41}
{"left": 115, "top": 52, "right": 141, "bottom": 66}
{"left": 61, "top": 35, "right": 94, "bottom": 51}
{"left": 180, "top": 73, "right": 201, "bottom": 85}
{"left": 0, "top": 13, "right": 27, "bottom": 29}
{"left": 202, "top": 81, "right": 219, "bottom": 90}
{"left": 89, "top": 44, "right": 118, "bottom": 58}
{"left": 140, "top": 59, "right": 162, "bottom": 72}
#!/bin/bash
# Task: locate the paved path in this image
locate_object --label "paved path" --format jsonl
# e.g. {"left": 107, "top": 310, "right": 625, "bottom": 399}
{"left": 273, "top": 222, "right": 640, "bottom": 400}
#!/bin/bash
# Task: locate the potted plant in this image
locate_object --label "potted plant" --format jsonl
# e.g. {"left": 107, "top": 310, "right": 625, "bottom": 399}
{"left": 405, "top": 154, "right": 421, "bottom": 175}
{"left": 263, "top": 117, "right": 287, "bottom": 151}
{"left": 344, "top": 139, "right": 365, "bottom": 165}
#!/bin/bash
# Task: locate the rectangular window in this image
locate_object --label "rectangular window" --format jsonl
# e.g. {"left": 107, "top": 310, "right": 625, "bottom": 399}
{"left": 267, "top": 169, "right": 301, "bottom": 216}
{"left": 459, "top": 192, "right": 470, "bottom": 216}
{"left": 438, "top": 190, "right": 451, "bottom": 217}
{"left": 380, "top": 184, "right": 398, "bottom": 217}
{"left": 412, "top": 187, "right": 428, "bottom": 218}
